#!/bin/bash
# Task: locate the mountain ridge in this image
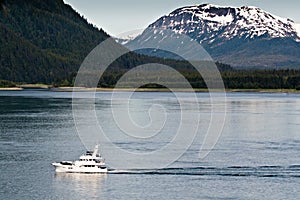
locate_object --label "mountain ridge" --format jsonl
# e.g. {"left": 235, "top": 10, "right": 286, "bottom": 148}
{"left": 124, "top": 4, "right": 300, "bottom": 69}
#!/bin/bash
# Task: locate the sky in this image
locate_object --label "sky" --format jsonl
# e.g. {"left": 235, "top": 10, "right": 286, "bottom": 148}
{"left": 63, "top": 0, "right": 300, "bottom": 37}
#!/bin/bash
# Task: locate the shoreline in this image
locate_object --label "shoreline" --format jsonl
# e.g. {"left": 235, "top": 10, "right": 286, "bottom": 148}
{"left": 0, "top": 87, "right": 23, "bottom": 91}
{"left": 50, "top": 87, "right": 300, "bottom": 94}
{"left": 0, "top": 87, "right": 299, "bottom": 93}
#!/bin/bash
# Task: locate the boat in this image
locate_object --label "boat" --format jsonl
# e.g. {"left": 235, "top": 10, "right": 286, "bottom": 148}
{"left": 52, "top": 145, "right": 108, "bottom": 173}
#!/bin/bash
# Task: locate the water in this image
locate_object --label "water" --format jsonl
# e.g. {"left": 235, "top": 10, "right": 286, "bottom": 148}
{"left": 0, "top": 90, "right": 300, "bottom": 199}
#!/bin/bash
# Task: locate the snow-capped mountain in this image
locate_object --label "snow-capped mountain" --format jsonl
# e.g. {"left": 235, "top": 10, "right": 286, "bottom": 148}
{"left": 126, "top": 4, "right": 300, "bottom": 69}
{"left": 114, "top": 30, "right": 143, "bottom": 45}
{"left": 150, "top": 4, "right": 300, "bottom": 43}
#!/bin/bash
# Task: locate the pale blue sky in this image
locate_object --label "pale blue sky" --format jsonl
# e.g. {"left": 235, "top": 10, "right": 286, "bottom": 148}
{"left": 63, "top": 0, "right": 300, "bottom": 37}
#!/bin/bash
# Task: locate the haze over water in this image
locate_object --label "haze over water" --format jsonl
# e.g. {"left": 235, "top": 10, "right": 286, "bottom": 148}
{"left": 0, "top": 91, "right": 299, "bottom": 199}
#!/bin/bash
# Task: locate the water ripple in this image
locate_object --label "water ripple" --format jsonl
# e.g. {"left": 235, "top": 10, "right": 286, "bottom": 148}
{"left": 108, "top": 165, "right": 300, "bottom": 178}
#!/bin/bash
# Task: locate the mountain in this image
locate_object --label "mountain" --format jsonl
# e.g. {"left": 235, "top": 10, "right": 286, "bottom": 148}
{"left": 2, "top": 1, "right": 299, "bottom": 89}
{"left": 0, "top": 0, "right": 232, "bottom": 86}
{"left": 0, "top": 0, "right": 109, "bottom": 84}
{"left": 125, "top": 4, "right": 300, "bottom": 69}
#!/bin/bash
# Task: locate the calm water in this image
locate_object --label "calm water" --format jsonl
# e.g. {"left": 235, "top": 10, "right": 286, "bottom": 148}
{"left": 0, "top": 90, "right": 300, "bottom": 199}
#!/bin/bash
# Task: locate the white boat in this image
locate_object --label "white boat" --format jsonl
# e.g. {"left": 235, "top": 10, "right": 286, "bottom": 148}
{"left": 52, "top": 145, "right": 108, "bottom": 173}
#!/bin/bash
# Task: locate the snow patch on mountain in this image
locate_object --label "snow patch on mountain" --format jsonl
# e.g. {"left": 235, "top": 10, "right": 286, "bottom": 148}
{"left": 294, "top": 23, "right": 300, "bottom": 38}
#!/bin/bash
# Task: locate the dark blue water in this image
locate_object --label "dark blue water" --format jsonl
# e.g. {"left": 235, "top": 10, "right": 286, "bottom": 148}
{"left": 0, "top": 91, "right": 299, "bottom": 199}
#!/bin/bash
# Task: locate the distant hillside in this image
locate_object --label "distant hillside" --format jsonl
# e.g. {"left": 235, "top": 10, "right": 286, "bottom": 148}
{"left": 0, "top": 0, "right": 109, "bottom": 84}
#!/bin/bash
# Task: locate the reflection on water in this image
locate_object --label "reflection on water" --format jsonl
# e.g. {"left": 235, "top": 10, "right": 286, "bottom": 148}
{"left": 53, "top": 173, "right": 107, "bottom": 199}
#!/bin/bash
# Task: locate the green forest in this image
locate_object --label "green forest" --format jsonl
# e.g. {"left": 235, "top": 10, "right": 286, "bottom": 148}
{"left": 98, "top": 66, "right": 300, "bottom": 90}
{"left": 3, "top": 68, "right": 300, "bottom": 90}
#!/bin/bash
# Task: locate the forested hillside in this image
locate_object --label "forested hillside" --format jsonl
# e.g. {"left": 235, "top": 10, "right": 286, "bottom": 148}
{"left": 0, "top": 0, "right": 109, "bottom": 83}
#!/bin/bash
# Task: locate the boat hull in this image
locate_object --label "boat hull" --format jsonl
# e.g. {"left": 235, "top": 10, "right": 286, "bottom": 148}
{"left": 52, "top": 163, "right": 108, "bottom": 173}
